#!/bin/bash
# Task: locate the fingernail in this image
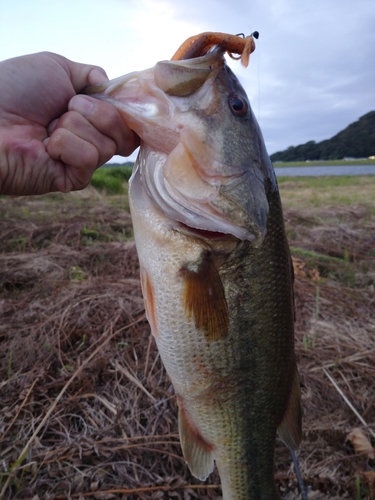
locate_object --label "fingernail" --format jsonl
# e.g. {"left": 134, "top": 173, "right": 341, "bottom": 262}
{"left": 69, "top": 95, "right": 95, "bottom": 115}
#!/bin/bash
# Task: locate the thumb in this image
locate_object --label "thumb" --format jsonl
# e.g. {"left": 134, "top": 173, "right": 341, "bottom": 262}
{"left": 47, "top": 53, "right": 110, "bottom": 92}
{"left": 69, "top": 62, "right": 109, "bottom": 92}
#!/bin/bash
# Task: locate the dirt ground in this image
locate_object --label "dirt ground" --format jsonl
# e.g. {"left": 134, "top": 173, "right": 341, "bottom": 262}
{"left": 0, "top": 182, "right": 374, "bottom": 499}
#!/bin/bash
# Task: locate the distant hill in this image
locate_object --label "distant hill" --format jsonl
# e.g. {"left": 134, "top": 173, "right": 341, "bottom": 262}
{"left": 104, "top": 161, "right": 134, "bottom": 168}
{"left": 270, "top": 111, "right": 375, "bottom": 162}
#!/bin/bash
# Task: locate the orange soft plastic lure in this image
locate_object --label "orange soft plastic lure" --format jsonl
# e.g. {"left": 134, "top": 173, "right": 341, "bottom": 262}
{"left": 171, "top": 31, "right": 258, "bottom": 67}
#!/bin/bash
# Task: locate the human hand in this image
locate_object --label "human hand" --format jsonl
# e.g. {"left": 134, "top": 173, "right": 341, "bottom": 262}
{"left": 0, "top": 52, "right": 139, "bottom": 195}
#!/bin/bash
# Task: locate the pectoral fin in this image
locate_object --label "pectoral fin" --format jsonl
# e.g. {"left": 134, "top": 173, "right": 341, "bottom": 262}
{"left": 177, "top": 396, "right": 215, "bottom": 480}
{"left": 181, "top": 253, "right": 229, "bottom": 341}
{"left": 277, "top": 369, "right": 302, "bottom": 450}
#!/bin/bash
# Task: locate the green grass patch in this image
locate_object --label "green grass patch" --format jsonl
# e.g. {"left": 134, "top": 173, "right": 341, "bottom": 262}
{"left": 277, "top": 175, "right": 375, "bottom": 188}
{"left": 273, "top": 159, "right": 375, "bottom": 167}
{"left": 69, "top": 266, "right": 87, "bottom": 282}
{"left": 278, "top": 175, "right": 375, "bottom": 208}
{"left": 81, "top": 226, "right": 100, "bottom": 240}
{"left": 91, "top": 166, "right": 133, "bottom": 194}
{"left": 6, "top": 236, "right": 28, "bottom": 252}
{"left": 80, "top": 222, "right": 134, "bottom": 246}
{"left": 290, "top": 246, "right": 343, "bottom": 263}
{"left": 290, "top": 246, "right": 358, "bottom": 287}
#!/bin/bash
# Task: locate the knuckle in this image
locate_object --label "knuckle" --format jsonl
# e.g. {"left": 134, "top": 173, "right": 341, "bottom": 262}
{"left": 79, "top": 143, "right": 99, "bottom": 169}
{"left": 87, "top": 101, "right": 139, "bottom": 157}
{"left": 47, "top": 130, "right": 66, "bottom": 157}
{"left": 97, "top": 140, "right": 117, "bottom": 167}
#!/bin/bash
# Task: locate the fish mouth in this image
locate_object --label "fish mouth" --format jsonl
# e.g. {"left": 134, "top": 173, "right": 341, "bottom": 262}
{"left": 136, "top": 144, "right": 269, "bottom": 245}
{"left": 177, "top": 223, "right": 229, "bottom": 241}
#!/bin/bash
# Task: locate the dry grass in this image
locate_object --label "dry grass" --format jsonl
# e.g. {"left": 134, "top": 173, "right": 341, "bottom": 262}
{"left": 278, "top": 175, "right": 375, "bottom": 209}
{"left": 1, "top": 179, "right": 375, "bottom": 499}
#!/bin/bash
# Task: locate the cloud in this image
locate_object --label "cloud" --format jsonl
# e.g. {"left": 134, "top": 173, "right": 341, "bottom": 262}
{"left": 1, "top": 0, "right": 374, "bottom": 158}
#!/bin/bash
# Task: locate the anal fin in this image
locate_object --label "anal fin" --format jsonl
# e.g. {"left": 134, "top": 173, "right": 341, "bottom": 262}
{"left": 277, "top": 368, "right": 302, "bottom": 450}
{"left": 177, "top": 396, "right": 215, "bottom": 481}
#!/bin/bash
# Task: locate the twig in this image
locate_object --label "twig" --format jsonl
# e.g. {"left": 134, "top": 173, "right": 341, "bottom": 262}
{"left": 114, "top": 360, "right": 156, "bottom": 403}
{"left": 144, "top": 333, "right": 154, "bottom": 379}
{"left": 310, "top": 349, "right": 375, "bottom": 372}
{"left": 0, "top": 377, "right": 39, "bottom": 441}
{"left": 47, "top": 483, "right": 222, "bottom": 499}
{"left": 323, "top": 368, "right": 375, "bottom": 440}
{"left": 78, "top": 393, "right": 117, "bottom": 415}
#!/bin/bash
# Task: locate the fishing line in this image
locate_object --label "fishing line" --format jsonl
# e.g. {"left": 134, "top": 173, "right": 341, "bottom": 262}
{"left": 291, "top": 449, "right": 308, "bottom": 500}
{"left": 247, "top": 27, "right": 261, "bottom": 123}
{"left": 257, "top": 39, "right": 261, "bottom": 124}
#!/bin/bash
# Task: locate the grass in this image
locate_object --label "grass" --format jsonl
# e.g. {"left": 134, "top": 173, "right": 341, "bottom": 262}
{"left": 278, "top": 175, "right": 375, "bottom": 187}
{"left": 90, "top": 165, "right": 133, "bottom": 194}
{"left": 281, "top": 176, "right": 374, "bottom": 288}
{"left": 273, "top": 159, "right": 375, "bottom": 167}
{"left": 290, "top": 247, "right": 343, "bottom": 262}
{"left": 303, "top": 286, "right": 320, "bottom": 351}
{"left": 0, "top": 175, "right": 375, "bottom": 499}
{"left": 278, "top": 175, "right": 375, "bottom": 209}
{"left": 7, "top": 347, "right": 12, "bottom": 380}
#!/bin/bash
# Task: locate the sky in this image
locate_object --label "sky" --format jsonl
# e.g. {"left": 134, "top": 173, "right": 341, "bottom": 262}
{"left": 1, "top": 0, "right": 374, "bottom": 162}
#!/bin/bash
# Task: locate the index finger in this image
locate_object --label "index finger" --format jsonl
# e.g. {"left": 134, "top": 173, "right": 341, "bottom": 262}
{"left": 68, "top": 94, "right": 139, "bottom": 157}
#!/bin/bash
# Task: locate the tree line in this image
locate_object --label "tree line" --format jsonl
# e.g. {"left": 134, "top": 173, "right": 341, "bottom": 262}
{"left": 270, "top": 111, "right": 375, "bottom": 162}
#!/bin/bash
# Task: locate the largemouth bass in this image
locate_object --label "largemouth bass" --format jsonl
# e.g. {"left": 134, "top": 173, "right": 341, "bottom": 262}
{"left": 85, "top": 33, "right": 302, "bottom": 499}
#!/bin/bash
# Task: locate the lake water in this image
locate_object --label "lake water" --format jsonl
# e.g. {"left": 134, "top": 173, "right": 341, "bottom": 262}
{"left": 274, "top": 164, "right": 375, "bottom": 177}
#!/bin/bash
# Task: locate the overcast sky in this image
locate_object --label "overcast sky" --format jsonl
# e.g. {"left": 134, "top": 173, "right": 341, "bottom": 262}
{"left": 1, "top": 0, "right": 374, "bottom": 162}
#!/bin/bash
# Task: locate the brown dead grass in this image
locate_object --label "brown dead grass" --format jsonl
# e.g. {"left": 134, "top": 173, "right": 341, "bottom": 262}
{"left": 0, "top": 184, "right": 374, "bottom": 499}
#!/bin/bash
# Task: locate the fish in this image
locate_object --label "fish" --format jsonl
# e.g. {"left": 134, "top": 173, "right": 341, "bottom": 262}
{"left": 85, "top": 32, "right": 302, "bottom": 499}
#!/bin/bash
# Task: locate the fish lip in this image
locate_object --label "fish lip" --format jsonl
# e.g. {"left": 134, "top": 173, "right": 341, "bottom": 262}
{"left": 164, "top": 45, "right": 226, "bottom": 70}
{"left": 176, "top": 222, "right": 257, "bottom": 245}
{"left": 177, "top": 223, "right": 229, "bottom": 241}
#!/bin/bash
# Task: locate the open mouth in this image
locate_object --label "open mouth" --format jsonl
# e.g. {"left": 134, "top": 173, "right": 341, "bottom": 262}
{"left": 178, "top": 223, "right": 228, "bottom": 240}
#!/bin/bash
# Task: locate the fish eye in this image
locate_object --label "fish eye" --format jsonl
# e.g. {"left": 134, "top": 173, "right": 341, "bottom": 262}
{"left": 228, "top": 95, "right": 248, "bottom": 117}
